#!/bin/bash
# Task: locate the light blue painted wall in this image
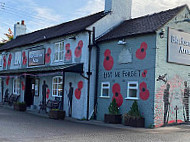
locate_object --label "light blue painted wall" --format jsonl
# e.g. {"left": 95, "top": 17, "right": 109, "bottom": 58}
{"left": 97, "top": 34, "right": 156, "bottom": 127}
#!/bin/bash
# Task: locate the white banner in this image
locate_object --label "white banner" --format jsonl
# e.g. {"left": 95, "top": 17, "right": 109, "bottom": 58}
{"left": 168, "top": 28, "right": 190, "bottom": 65}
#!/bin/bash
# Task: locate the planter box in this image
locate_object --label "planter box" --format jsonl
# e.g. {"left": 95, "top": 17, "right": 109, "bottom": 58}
{"left": 49, "top": 110, "right": 65, "bottom": 120}
{"left": 124, "top": 115, "right": 145, "bottom": 127}
{"left": 104, "top": 114, "right": 122, "bottom": 124}
{"left": 14, "top": 103, "right": 27, "bottom": 112}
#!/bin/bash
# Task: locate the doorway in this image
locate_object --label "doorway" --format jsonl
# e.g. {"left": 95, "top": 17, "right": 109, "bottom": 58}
{"left": 24, "top": 76, "right": 35, "bottom": 107}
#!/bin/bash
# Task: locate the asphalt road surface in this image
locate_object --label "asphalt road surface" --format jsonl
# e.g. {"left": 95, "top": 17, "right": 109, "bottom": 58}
{"left": 0, "top": 106, "right": 190, "bottom": 142}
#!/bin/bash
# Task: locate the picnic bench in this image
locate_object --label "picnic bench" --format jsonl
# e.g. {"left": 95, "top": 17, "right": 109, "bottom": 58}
{"left": 39, "top": 99, "right": 61, "bottom": 113}
{"left": 8, "top": 94, "right": 20, "bottom": 106}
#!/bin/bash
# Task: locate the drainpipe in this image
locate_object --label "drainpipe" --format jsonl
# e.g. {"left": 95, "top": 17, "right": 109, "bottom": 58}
{"left": 86, "top": 30, "right": 92, "bottom": 120}
{"left": 61, "top": 71, "right": 65, "bottom": 110}
{"left": 93, "top": 27, "right": 100, "bottom": 120}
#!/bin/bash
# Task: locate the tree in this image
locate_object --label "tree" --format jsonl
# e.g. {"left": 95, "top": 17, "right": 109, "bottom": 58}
{"left": 1, "top": 28, "right": 13, "bottom": 44}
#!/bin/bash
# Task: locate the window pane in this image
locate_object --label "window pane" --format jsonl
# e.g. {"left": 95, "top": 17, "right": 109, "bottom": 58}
{"left": 129, "top": 84, "right": 137, "bottom": 87}
{"left": 58, "top": 84, "right": 62, "bottom": 90}
{"left": 129, "top": 89, "right": 137, "bottom": 97}
{"left": 102, "top": 89, "right": 109, "bottom": 96}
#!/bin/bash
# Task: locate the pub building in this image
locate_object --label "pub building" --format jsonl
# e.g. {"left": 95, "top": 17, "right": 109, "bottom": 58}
{"left": 0, "top": 0, "right": 132, "bottom": 120}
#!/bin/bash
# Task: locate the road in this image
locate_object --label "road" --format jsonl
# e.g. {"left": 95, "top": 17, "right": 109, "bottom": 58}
{"left": 0, "top": 106, "right": 190, "bottom": 142}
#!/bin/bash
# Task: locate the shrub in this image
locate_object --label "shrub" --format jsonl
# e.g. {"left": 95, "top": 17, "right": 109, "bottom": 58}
{"left": 108, "top": 99, "right": 119, "bottom": 115}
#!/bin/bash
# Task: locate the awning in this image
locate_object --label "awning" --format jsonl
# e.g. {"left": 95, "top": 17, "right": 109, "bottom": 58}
{"left": 0, "top": 63, "right": 83, "bottom": 76}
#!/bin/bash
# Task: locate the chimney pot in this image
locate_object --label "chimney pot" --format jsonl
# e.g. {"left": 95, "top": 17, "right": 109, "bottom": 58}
{"left": 17, "top": 22, "right": 20, "bottom": 25}
{"left": 21, "top": 20, "right": 24, "bottom": 25}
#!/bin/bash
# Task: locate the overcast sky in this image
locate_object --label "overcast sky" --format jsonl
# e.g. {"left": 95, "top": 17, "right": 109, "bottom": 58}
{"left": 0, "top": 0, "right": 190, "bottom": 40}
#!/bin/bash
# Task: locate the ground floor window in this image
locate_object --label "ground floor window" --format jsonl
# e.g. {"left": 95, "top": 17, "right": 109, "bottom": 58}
{"left": 35, "top": 78, "right": 40, "bottom": 96}
{"left": 52, "top": 76, "right": 63, "bottom": 97}
{"left": 13, "top": 77, "right": 20, "bottom": 95}
{"left": 127, "top": 81, "right": 138, "bottom": 100}
{"left": 100, "top": 82, "right": 110, "bottom": 98}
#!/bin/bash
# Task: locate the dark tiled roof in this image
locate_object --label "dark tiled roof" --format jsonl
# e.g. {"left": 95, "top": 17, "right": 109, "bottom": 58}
{"left": 98, "top": 5, "right": 187, "bottom": 42}
{"left": 1, "top": 11, "right": 106, "bottom": 51}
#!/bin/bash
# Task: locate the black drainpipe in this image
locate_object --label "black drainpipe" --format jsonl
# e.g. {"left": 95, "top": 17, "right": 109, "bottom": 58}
{"left": 93, "top": 27, "right": 100, "bottom": 120}
{"left": 86, "top": 30, "right": 92, "bottom": 120}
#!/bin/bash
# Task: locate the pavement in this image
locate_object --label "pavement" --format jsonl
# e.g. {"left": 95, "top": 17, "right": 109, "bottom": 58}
{"left": 0, "top": 103, "right": 190, "bottom": 142}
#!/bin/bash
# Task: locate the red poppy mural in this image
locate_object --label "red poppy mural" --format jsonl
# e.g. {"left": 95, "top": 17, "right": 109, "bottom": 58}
{"left": 142, "top": 70, "right": 147, "bottom": 78}
{"left": 45, "top": 48, "right": 51, "bottom": 64}
{"left": 3, "top": 55, "right": 6, "bottom": 68}
{"left": 74, "top": 40, "right": 83, "bottom": 58}
{"left": 6, "top": 76, "right": 10, "bottom": 86}
{"left": 46, "top": 88, "right": 50, "bottom": 99}
{"left": 136, "top": 42, "right": 148, "bottom": 60}
{"left": 112, "top": 83, "right": 123, "bottom": 107}
{"left": 139, "top": 82, "right": 150, "bottom": 101}
{"left": 65, "top": 43, "right": 72, "bottom": 61}
{"left": 22, "top": 51, "right": 27, "bottom": 66}
{"left": 103, "top": 49, "right": 114, "bottom": 71}
{"left": 21, "top": 81, "right": 25, "bottom": 90}
{"left": 8, "top": 53, "right": 12, "bottom": 66}
{"left": 75, "top": 81, "right": 83, "bottom": 100}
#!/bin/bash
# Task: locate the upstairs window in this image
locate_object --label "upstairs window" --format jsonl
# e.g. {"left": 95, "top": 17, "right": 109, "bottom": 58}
{"left": 54, "top": 41, "right": 64, "bottom": 62}
{"left": 127, "top": 81, "right": 138, "bottom": 100}
{"left": 100, "top": 82, "right": 110, "bottom": 98}
{"left": 14, "top": 51, "right": 21, "bottom": 65}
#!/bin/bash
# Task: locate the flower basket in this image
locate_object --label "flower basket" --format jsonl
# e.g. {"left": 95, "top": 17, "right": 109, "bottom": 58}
{"left": 49, "top": 109, "right": 65, "bottom": 120}
{"left": 14, "top": 102, "right": 26, "bottom": 112}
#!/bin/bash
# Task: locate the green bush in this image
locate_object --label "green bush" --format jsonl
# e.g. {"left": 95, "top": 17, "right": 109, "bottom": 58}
{"left": 108, "top": 99, "right": 119, "bottom": 115}
{"left": 127, "top": 100, "right": 141, "bottom": 118}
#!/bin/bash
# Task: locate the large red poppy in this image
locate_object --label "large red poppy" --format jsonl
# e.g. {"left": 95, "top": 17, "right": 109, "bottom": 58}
{"left": 8, "top": 54, "right": 12, "bottom": 66}
{"left": 6, "top": 76, "right": 10, "bottom": 85}
{"left": 22, "top": 51, "right": 27, "bottom": 65}
{"left": 45, "top": 48, "right": 51, "bottom": 64}
{"left": 139, "top": 82, "right": 150, "bottom": 101}
{"left": 142, "top": 70, "right": 147, "bottom": 78}
{"left": 21, "top": 81, "right": 25, "bottom": 90}
{"left": 112, "top": 83, "right": 123, "bottom": 107}
{"left": 75, "top": 81, "right": 84, "bottom": 100}
{"left": 75, "top": 40, "right": 83, "bottom": 58}
{"left": 136, "top": 42, "right": 148, "bottom": 60}
{"left": 103, "top": 49, "right": 114, "bottom": 71}
{"left": 65, "top": 43, "right": 72, "bottom": 61}
{"left": 46, "top": 88, "right": 50, "bottom": 99}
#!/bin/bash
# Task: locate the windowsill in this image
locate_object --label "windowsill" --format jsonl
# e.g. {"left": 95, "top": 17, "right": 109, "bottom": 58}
{"left": 52, "top": 95, "right": 62, "bottom": 97}
{"left": 99, "top": 96, "right": 110, "bottom": 99}
{"left": 125, "top": 97, "right": 139, "bottom": 100}
{"left": 53, "top": 60, "right": 63, "bottom": 63}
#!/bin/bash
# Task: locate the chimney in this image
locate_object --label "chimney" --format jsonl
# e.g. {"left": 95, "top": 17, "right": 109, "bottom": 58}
{"left": 14, "top": 20, "right": 26, "bottom": 39}
{"left": 104, "top": 0, "right": 132, "bottom": 20}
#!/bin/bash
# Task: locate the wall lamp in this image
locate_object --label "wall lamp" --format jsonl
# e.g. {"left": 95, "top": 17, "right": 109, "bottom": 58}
{"left": 175, "top": 18, "right": 190, "bottom": 23}
{"left": 69, "top": 36, "right": 76, "bottom": 40}
{"left": 118, "top": 39, "right": 126, "bottom": 45}
{"left": 159, "top": 29, "right": 165, "bottom": 38}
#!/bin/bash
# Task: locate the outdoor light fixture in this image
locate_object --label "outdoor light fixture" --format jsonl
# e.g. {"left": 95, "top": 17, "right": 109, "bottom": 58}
{"left": 159, "top": 29, "right": 165, "bottom": 38}
{"left": 69, "top": 36, "right": 76, "bottom": 40}
{"left": 175, "top": 18, "right": 190, "bottom": 23}
{"left": 118, "top": 39, "right": 126, "bottom": 45}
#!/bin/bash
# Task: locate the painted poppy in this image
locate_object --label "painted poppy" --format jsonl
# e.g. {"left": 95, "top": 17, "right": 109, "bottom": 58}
{"left": 22, "top": 51, "right": 27, "bottom": 65}
{"left": 6, "top": 76, "right": 10, "bottom": 85}
{"left": 103, "top": 49, "right": 114, "bottom": 71}
{"left": 75, "top": 88, "right": 81, "bottom": 100}
{"left": 112, "top": 83, "right": 123, "bottom": 107}
{"left": 74, "top": 40, "right": 83, "bottom": 58}
{"left": 3, "top": 56, "right": 6, "bottom": 68}
{"left": 78, "top": 81, "right": 83, "bottom": 89}
{"left": 136, "top": 42, "right": 148, "bottom": 60}
{"left": 46, "top": 88, "right": 50, "bottom": 99}
{"left": 142, "top": 70, "right": 147, "bottom": 78}
{"left": 139, "top": 82, "right": 150, "bottom": 101}
{"left": 21, "top": 81, "right": 25, "bottom": 90}
{"left": 65, "top": 43, "right": 72, "bottom": 61}
{"left": 45, "top": 48, "right": 51, "bottom": 64}
{"left": 8, "top": 54, "right": 12, "bottom": 66}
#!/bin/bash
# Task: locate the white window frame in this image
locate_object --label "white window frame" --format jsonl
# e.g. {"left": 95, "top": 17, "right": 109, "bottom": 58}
{"left": 126, "top": 81, "right": 139, "bottom": 100}
{"left": 14, "top": 51, "right": 21, "bottom": 65}
{"left": 0, "top": 54, "right": 2, "bottom": 67}
{"left": 13, "top": 77, "right": 20, "bottom": 95}
{"left": 54, "top": 41, "right": 64, "bottom": 62}
{"left": 52, "top": 76, "right": 63, "bottom": 97}
{"left": 100, "top": 82, "right": 110, "bottom": 98}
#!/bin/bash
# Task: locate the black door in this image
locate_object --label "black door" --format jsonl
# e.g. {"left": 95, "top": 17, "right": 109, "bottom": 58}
{"left": 24, "top": 76, "right": 35, "bottom": 107}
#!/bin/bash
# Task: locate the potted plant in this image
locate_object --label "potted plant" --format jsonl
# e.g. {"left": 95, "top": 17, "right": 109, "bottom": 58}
{"left": 123, "top": 100, "right": 145, "bottom": 127}
{"left": 104, "top": 99, "right": 122, "bottom": 124}
{"left": 14, "top": 102, "right": 27, "bottom": 112}
{"left": 48, "top": 109, "right": 65, "bottom": 120}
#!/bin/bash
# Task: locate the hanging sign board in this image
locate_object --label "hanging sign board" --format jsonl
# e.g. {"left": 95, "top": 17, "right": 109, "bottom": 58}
{"left": 28, "top": 49, "right": 45, "bottom": 66}
{"left": 168, "top": 28, "right": 190, "bottom": 65}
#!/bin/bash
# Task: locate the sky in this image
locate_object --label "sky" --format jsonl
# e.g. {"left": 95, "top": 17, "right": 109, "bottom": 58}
{"left": 0, "top": 0, "right": 190, "bottom": 41}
